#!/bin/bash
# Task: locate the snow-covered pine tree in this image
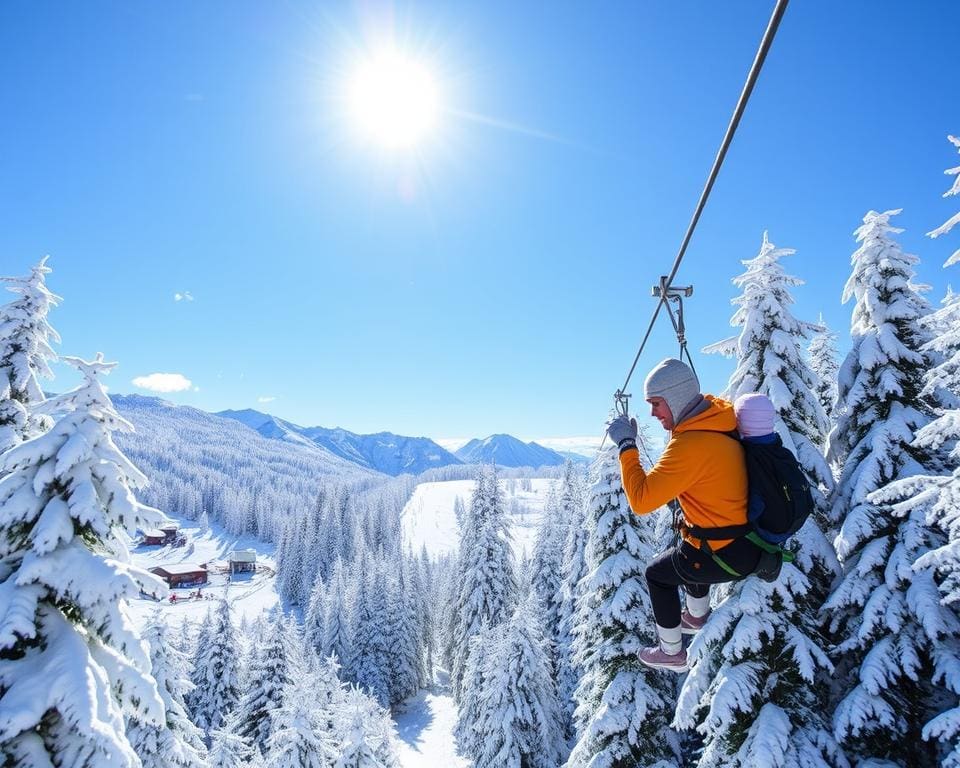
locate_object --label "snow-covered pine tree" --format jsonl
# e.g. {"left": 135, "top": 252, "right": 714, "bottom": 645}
{"left": 473, "top": 594, "right": 564, "bottom": 768}
{"left": 450, "top": 464, "right": 517, "bottom": 701}
{"left": 808, "top": 314, "right": 841, "bottom": 433}
{"left": 0, "top": 353, "right": 167, "bottom": 765}
{"left": 323, "top": 556, "right": 354, "bottom": 675}
{"left": 851, "top": 199, "right": 960, "bottom": 766}
{"left": 411, "top": 547, "right": 434, "bottom": 687}
{"left": 334, "top": 686, "right": 401, "bottom": 768}
{"left": 209, "top": 716, "right": 257, "bottom": 768}
{"left": 823, "top": 209, "right": 944, "bottom": 765}
{"left": 304, "top": 572, "right": 327, "bottom": 658}
{"left": 385, "top": 552, "right": 420, "bottom": 705}
{"left": 453, "top": 624, "right": 496, "bottom": 758}
{"left": 703, "top": 231, "right": 833, "bottom": 499}
{"left": 191, "top": 598, "right": 241, "bottom": 733}
{"left": 566, "top": 448, "right": 678, "bottom": 768}
{"left": 555, "top": 463, "right": 590, "bottom": 741}
{"left": 236, "top": 608, "right": 293, "bottom": 755}
{"left": 530, "top": 486, "right": 566, "bottom": 676}
{"left": 128, "top": 612, "right": 208, "bottom": 768}
{"left": 0, "top": 257, "right": 60, "bottom": 453}
{"left": 928, "top": 134, "right": 960, "bottom": 267}
{"left": 351, "top": 550, "right": 391, "bottom": 705}
{"left": 264, "top": 672, "right": 339, "bottom": 768}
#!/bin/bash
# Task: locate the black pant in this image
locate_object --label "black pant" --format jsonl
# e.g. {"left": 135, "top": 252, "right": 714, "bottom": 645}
{"left": 645, "top": 538, "right": 761, "bottom": 628}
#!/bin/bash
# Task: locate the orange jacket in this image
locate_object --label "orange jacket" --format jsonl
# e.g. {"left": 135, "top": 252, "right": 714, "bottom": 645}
{"left": 619, "top": 395, "right": 748, "bottom": 549}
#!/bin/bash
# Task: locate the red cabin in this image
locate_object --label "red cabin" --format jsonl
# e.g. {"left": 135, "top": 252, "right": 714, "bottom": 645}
{"left": 149, "top": 563, "right": 208, "bottom": 588}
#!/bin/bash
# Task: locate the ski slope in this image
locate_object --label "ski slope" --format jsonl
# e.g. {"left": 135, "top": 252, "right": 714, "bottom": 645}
{"left": 395, "top": 672, "right": 468, "bottom": 768}
{"left": 400, "top": 478, "right": 557, "bottom": 559}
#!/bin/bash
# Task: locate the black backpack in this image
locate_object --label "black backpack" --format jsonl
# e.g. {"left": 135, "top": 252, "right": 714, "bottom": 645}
{"left": 684, "top": 432, "right": 813, "bottom": 582}
{"left": 741, "top": 434, "right": 813, "bottom": 545}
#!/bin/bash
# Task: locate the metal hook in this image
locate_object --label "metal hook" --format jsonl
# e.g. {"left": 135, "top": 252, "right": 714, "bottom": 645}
{"left": 614, "top": 389, "right": 631, "bottom": 417}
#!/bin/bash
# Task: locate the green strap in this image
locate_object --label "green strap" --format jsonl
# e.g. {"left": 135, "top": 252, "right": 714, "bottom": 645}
{"left": 710, "top": 533, "right": 795, "bottom": 578}
{"left": 711, "top": 553, "right": 742, "bottom": 578}
{"left": 745, "top": 532, "right": 795, "bottom": 563}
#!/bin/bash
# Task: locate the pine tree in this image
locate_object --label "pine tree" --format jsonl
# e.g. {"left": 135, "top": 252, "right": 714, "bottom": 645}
{"left": 555, "top": 463, "right": 590, "bottom": 740}
{"left": 473, "top": 595, "right": 564, "bottom": 768}
{"left": 323, "top": 556, "right": 354, "bottom": 675}
{"left": 530, "top": 486, "right": 566, "bottom": 677}
{"left": 352, "top": 551, "right": 391, "bottom": 706}
{"left": 566, "top": 448, "right": 678, "bottom": 768}
{"left": 0, "top": 354, "right": 166, "bottom": 765}
{"left": 454, "top": 625, "right": 497, "bottom": 758}
{"left": 450, "top": 464, "right": 517, "bottom": 700}
{"left": 264, "top": 673, "right": 339, "bottom": 768}
{"left": 191, "top": 598, "right": 241, "bottom": 733}
{"left": 236, "top": 609, "right": 293, "bottom": 754}
{"left": 0, "top": 257, "right": 60, "bottom": 453}
{"left": 824, "top": 209, "right": 944, "bottom": 765}
{"left": 305, "top": 572, "right": 327, "bottom": 658}
{"left": 333, "top": 686, "right": 401, "bottom": 768}
{"left": 703, "top": 231, "right": 833, "bottom": 498}
{"left": 385, "top": 553, "right": 421, "bottom": 705}
{"left": 209, "top": 717, "right": 257, "bottom": 768}
{"left": 128, "top": 613, "right": 208, "bottom": 768}
{"left": 857, "top": 212, "right": 960, "bottom": 766}
{"left": 928, "top": 134, "right": 960, "bottom": 267}
{"left": 411, "top": 547, "right": 434, "bottom": 687}
{"left": 808, "top": 314, "right": 841, "bottom": 432}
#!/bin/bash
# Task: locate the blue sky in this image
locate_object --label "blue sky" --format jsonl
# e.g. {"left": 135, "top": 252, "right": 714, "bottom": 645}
{"left": 1, "top": 1, "right": 958, "bottom": 443}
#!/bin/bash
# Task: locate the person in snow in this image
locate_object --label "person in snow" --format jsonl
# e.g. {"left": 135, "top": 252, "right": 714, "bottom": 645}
{"left": 605, "top": 358, "right": 762, "bottom": 671}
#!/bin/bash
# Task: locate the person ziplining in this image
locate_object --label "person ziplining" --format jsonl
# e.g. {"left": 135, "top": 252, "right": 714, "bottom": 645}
{"left": 600, "top": 0, "right": 795, "bottom": 673}
{"left": 607, "top": 360, "right": 805, "bottom": 671}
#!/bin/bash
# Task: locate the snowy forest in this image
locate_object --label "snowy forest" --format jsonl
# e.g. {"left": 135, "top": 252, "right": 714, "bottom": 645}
{"left": 0, "top": 133, "right": 959, "bottom": 768}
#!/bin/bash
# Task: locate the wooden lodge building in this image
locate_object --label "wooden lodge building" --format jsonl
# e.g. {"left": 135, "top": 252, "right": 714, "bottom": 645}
{"left": 142, "top": 524, "right": 180, "bottom": 546}
{"left": 149, "top": 563, "right": 208, "bottom": 588}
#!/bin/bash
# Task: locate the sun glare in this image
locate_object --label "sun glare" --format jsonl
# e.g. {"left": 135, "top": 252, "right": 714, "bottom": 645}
{"left": 347, "top": 49, "right": 440, "bottom": 150}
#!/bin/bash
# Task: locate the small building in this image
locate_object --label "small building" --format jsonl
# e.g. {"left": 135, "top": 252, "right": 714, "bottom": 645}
{"left": 229, "top": 549, "right": 257, "bottom": 574}
{"left": 150, "top": 563, "right": 208, "bottom": 588}
{"left": 142, "top": 529, "right": 166, "bottom": 546}
{"left": 159, "top": 524, "right": 180, "bottom": 544}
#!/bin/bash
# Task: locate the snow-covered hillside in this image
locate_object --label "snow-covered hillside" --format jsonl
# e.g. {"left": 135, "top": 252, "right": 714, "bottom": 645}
{"left": 401, "top": 477, "right": 557, "bottom": 558}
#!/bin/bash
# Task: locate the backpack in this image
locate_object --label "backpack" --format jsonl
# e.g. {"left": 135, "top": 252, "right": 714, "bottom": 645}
{"left": 684, "top": 432, "right": 813, "bottom": 582}
{"left": 741, "top": 434, "right": 814, "bottom": 544}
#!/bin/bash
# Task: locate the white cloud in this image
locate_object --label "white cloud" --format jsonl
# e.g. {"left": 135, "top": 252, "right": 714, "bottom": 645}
{"left": 174, "top": 291, "right": 194, "bottom": 302}
{"left": 258, "top": 396, "right": 276, "bottom": 404}
{"left": 132, "top": 373, "right": 193, "bottom": 393}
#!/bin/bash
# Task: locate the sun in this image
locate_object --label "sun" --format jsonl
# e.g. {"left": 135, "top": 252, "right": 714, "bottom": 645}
{"left": 347, "top": 48, "right": 440, "bottom": 150}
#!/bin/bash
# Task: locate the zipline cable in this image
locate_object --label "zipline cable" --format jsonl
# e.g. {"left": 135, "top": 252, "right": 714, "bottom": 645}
{"left": 614, "top": 0, "right": 790, "bottom": 404}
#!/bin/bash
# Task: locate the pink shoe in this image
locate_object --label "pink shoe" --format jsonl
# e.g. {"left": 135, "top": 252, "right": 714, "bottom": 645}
{"left": 638, "top": 645, "right": 688, "bottom": 672}
{"left": 681, "top": 610, "right": 709, "bottom": 635}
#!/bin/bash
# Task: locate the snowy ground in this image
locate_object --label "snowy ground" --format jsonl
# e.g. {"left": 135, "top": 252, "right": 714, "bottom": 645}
{"left": 394, "top": 671, "right": 469, "bottom": 768}
{"left": 127, "top": 516, "right": 280, "bottom": 632}
{"left": 400, "top": 478, "right": 557, "bottom": 559}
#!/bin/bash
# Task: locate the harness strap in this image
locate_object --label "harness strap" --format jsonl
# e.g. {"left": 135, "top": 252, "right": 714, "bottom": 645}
{"left": 686, "top": 523, "right": 752, "bottom": 540}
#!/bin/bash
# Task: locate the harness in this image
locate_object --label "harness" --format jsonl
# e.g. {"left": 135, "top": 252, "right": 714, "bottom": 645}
{"left": 670, "top": 501, "right": 795, "bottom": 580}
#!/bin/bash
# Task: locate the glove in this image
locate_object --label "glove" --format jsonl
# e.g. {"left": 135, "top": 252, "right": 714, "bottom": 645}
{"left": 606, "top": 415, "right": 638, "bottom": 450}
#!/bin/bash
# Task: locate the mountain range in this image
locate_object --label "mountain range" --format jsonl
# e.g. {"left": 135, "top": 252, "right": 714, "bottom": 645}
{"left": 217, "top": 408, "right": 582, "bottom": 475}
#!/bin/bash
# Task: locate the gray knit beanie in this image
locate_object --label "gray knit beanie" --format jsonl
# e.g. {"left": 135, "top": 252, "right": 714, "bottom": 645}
{"left": 643, "top": 358, "right": 701, "bottom": 423}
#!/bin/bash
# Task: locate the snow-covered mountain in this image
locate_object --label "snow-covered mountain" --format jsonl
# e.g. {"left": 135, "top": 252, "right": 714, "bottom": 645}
{"left": 218, "top": 408, "right": 463, "bottom": 476}
{"left": 455, "top": 434, "right": 568, "bottom": 468}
